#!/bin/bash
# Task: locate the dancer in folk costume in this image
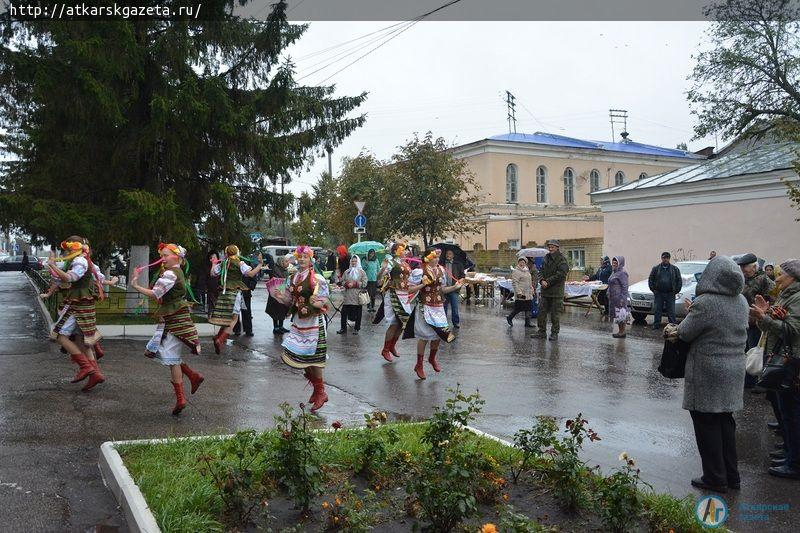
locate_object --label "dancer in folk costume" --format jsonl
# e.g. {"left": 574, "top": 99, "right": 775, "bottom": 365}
{"left": 130, "top": 243, "right": 204, "bottom": 415}
{"left": 268, "top": 246, "right": 331, "bottom": 412}
{"left": 373, "top": 242, "right": 415, "bottom": 362}
{"left": 208, "top": 245, "right": 264, "bottom": 353}
{"left": 41, "top": 248, "right": 117, "bottom": 359}
{"left": 405, "top": 249, "right": 462, "bottom": 379}
{"left": 48, "top": 237, "right": 107, "bottom": 391}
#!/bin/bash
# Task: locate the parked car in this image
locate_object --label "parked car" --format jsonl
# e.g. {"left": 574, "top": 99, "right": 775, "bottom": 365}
{"left": 628, "top": 261, "right": 708, "bottom": 322}
{"left": 0, "top": 255, "right": 43, "bottom": 271}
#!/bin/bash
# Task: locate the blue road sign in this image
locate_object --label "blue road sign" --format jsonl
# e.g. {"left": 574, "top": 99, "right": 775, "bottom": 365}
{"left": 354, "top": 214, "right": 367, "bottom": 227}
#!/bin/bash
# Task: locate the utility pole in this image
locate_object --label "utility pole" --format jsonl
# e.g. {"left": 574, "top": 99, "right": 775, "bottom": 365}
{"left": 506, "top": 91, "right": 517, "bottom": 134}
{"left": 327, "top": 145, "right": 333, "bottom": 178}
{"left": 609, "top": 109, "right": 628, "bottom": 141}
{"left": 280, "top": 177, "right": 285, "bottom": 242}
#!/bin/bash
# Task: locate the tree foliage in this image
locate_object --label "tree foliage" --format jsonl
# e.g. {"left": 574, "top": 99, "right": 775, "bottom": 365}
{"left": 383, "top": 133, "right": 481, "bottom": 249}
{"left": 688, "top": 0, "right": 800, "bottom": 141}
{"left": 0, "top": 0, "right": 366, "bottom": 257}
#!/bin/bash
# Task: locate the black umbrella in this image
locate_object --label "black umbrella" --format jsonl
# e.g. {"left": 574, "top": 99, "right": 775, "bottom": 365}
{"left": 431, "top": 243, "right": 467, "bottom": 264}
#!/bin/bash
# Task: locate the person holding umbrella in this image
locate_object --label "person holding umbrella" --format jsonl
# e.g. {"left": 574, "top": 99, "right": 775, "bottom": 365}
{"left": 364, "top": 249, "right": 380, "bottom": 312}
{"left": 441, "top": 248, "right": 466, "bottom": 328}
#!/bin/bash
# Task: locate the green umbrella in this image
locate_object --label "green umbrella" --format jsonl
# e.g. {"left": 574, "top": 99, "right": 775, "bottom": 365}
{"left": 348, "top": 241, "right": 386, "bottom": 261}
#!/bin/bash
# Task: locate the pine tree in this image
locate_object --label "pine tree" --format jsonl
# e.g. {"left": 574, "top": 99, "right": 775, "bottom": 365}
{"left": 0, "top": 1, "right": 366, "bottom": 256}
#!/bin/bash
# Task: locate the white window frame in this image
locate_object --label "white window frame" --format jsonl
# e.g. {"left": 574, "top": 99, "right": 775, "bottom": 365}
{"left": 590, "top": 169, "right": 600, "bottom": 192}
{"left": 563, "top": 167, "right": 575, "bottom": 205}
{"left": 536, "top": 166, "right": 547, "bottom": 203}
{"left": 615, "top": 170, "right": 625, "bottom": 186}
{"left": 507, "top": 239, "right": 521, "bottom": 250}
{"left": 506, "top": 164, "right": 518, "bottom": 203}
{"left": 566, "top": 249, "right": 585, "bottom": 270}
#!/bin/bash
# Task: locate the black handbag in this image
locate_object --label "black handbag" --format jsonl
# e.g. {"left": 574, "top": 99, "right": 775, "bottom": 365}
{"left": 658, "top": 338, "right": 689, "bottom": 379}
{"left": 757, "top": 323, "right": 795, "bottom": 390}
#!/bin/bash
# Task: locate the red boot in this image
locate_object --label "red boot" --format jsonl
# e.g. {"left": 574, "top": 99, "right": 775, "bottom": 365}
{"left": 380, "top": 339, "right": 395, "bottom": 362}
{"left": 414, "top": 354, "right": 426, "bottom": 379}
{"left": 70, "top": 353, "right": 95, "bottom": 383}
{"left": 180, "top": 363, "right": 204, "bottom": 394}
{"left": 428, "top": 348, "right": 441, "bottom": 373}
{"left": 82, "top": 360, "right": 105, "bottom": 391}
{"left": 171, "top": 381, "right": 187, "bottom": 415}
{"left": 214, "top": 329, "right": 229, "bottom": 355}
{"left": 388, "top": 336, "right": 401, "bottom": 358}
{"left": 309, "top": 377, "right": 328, "bottom": 412}
{"left": 304, "top": 368, "right": 318, "bottom": 404}
{"left": 93, "top": 341, "right": 105, "bottom": 359}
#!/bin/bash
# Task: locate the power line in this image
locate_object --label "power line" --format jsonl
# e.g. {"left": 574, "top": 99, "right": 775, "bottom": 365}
{"left": 292, "top": 21, "right": 411, "bottom": 62}
{"left": 304, "top": 0, "right": 464, "bottom": 85}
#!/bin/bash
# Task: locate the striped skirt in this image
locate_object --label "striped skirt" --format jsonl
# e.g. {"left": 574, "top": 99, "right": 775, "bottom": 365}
{"left": 52, "top": 298, "right": 100, "bottom": 345}
{"left": 383, "top": 289, "right": 412, "bottom": 327}
{"left": 281, "top": 314, "right": 327, "bottom": 369}
{"left": 208, "top": 289, "right": 242, "bottom": 326}
{"left": 414, "top": 304, "right": 455, "bottom": 342}
{"left": 163, "top": 306, "right": 200, "bottom": 353}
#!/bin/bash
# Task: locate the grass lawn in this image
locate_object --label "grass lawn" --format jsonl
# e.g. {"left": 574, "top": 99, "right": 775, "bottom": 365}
{"left": 118, "top": 418, "right": 712, "bottom": 533}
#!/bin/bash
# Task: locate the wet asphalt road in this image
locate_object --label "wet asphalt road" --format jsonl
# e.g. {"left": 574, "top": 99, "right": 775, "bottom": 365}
{"left": 0, "top": 272, "right": 797, "bottom": 532}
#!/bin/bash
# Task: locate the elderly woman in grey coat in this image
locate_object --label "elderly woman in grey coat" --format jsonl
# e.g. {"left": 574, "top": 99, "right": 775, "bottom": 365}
{"left": 337, "top": 255, "right": 368, "bottom": 335}
{"left": 667, "top": 256, "right": 748, "bottom": 493}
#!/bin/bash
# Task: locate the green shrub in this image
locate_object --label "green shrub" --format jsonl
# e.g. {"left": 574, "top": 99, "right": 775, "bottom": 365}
{"left": 595, "top": 453, "right": 650, "bottom": 532}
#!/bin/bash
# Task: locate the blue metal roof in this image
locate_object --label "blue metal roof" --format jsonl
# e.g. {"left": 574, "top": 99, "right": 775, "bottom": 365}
{"left": 488, "top": 132, "right": 704, "bottom": 160}
{"left": 593, "top": 141, "right": 800, "bottom": 195}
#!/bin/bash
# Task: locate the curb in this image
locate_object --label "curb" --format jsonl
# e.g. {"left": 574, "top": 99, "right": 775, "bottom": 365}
{"left": 98, "top": 425, "right": 509, "bottom": 532}
{"left": 97, "top": 322, "right": 216, "bottom": 339}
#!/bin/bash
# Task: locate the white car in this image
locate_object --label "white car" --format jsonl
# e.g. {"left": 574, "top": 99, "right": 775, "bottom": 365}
{"left": 628, "top": 261, "right": 709, "bottom": 322}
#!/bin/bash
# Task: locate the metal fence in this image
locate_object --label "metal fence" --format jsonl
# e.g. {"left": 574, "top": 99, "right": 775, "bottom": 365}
{"left": 27, "top": 270, "right": 209, "bottom": 321}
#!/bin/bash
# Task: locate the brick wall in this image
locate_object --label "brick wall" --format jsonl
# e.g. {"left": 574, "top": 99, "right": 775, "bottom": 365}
{"left": 470, "top": 238, "right": 603, "bottom": 281}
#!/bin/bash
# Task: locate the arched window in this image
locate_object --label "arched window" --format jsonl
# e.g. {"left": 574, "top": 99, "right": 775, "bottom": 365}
{"left": 506, "top": 164, "right": 518, "bottom": 203}
{"left": 590, "top": 169, "right": 600, "bottom": 192}
{"left": 536, "top": 166, "right": 547, "bottom": 203}
{"left": 615, "top": 170, "right": 625, "bottom": 186}
{"left": 563, "top": 167, "right": 575, "bottom": 205}
{"left": 639, "top": 172, "right": 648, "bottom": 180}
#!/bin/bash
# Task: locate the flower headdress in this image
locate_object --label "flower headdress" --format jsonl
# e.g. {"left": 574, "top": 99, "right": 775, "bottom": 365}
{"left": 391, "top": 242, "right": 407, "bottom": 257}
{"left": 423, "top": 249, "right": 440, "bottom": 263}
{"left": 293, "top": 245, "right": 314, "bottom": 258}
{"left": 158, "top": 242, "right": 186, "bottom": 259}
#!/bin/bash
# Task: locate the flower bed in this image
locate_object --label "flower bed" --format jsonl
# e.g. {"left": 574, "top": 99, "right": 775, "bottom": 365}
{"left": 113, "top": 388, "right": 716, "bottom": 532}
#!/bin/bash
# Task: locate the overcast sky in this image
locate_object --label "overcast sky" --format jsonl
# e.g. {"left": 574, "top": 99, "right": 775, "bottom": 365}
{"left": 281, "top": 20, "right": 717, "bottom": 198}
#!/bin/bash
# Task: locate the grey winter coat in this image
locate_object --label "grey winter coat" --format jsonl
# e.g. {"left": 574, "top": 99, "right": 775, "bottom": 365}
{"left": 678, "top": 256, "right": 748, "bottom": 413}
{"left": 758, "top": 280, "right": 800, "bottom": 360}
{"left": 341, "top": 268, "right": 368, "bottom": 305}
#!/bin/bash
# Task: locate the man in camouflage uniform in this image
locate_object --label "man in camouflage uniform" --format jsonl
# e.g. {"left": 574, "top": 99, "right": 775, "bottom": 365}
{"left": 532, "top": 240, "right": 570, "bottom": 341}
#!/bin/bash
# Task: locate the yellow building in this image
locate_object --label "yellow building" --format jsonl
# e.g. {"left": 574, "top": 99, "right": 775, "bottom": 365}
{"left": 446, "top": 132, "right": 705, "bottom": 270}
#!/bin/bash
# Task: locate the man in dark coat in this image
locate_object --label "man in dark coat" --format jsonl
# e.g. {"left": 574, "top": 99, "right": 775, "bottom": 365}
{"left": 648, "top": 251, "right": 683, "bottom": 329}
{"left": 532, "top": 240, "right": 569, "bottom": 341}
{"left": 443, "top": 250, "right": 465, "bottom": 327}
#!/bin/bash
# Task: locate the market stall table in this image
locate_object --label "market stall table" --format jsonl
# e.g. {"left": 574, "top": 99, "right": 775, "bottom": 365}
{"left": 563, "top": 281, "right": 607, "bottom": 316}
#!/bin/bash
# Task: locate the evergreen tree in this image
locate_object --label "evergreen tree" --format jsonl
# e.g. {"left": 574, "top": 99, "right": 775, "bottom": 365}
{"left": 0, "top": 1, "right": 366, "bottom": 256}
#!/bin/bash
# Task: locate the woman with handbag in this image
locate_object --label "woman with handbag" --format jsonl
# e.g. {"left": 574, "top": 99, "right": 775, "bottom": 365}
{"left": 506, "top": 258, "right": 534, "bottom": 328}
{"left": 607, "top": 256, "right": 629, "bottom": 338}
{"left": 668, "top": 256, "right": 748, "bottom": 493}
{"left": 751, "top": 259, "right": 800, "bottom": 480}
{"left": 338, "top": 255, "right": 368, "bottom": 335}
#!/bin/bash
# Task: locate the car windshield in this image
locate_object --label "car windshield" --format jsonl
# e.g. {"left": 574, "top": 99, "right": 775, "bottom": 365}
{"left": 676, "top": 262, "right": 707, "bottom": 277}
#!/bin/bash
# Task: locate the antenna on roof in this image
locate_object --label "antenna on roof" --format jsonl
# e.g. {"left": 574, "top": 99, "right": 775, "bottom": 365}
{"left": 609, "top": 109, "right": 628, "bottom": 142}
{"left": 506, "top": 91, "right": 517, "bottom": 134}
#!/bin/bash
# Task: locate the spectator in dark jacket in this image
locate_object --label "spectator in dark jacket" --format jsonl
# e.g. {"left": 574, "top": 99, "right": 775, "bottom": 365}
{"left": 648, "top": 252, "right": 683, "bottom": 329}
{"left": 443, "top": 250, "right": 465, "bottom": 328}
{"left": 532, "top": 240, "right": 570, "bottom": 341}
{"left": 585, "top": 256, "right": 612, "bottom": 315}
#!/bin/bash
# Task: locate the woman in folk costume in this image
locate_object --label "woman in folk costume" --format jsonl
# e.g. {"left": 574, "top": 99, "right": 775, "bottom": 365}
{"left": 337, "top": 254, "right": 368, "bottom": 335}
{"left": 130, "top": 243, "right": 204, "bottom": 415}
{"left": 48, "top": 236, "right": 107, "bottom": 391}
{"left": 405, "top": 249, "right": 462, "bottom": 379}
{"left": 208, "top": 245, "right": 264, "bottom": 353}
{"left": 271, "top": 246, "right": 331, "bottom": 412}
{"left": 373, "top": 242, "right": 414, "bottom": 362}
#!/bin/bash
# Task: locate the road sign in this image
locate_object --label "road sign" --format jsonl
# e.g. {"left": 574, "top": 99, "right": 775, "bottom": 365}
{"left": 354, "top": 201, "right": 365, "bottom": 213}
{"left": 353, "top": 227, "right": 366, "bottom": 234}
{"left": 354, "top": 214, "right": 366, "bottom": 227}
{"left": 249, "top": 232, "right": 262, "bottom": 242}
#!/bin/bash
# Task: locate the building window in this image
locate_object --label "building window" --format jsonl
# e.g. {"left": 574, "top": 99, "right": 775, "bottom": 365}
{"left": 639, "top": 172, "right": 648, "bottom": 180}
{"left": 506, "top": 164, "right": 518, "bottom": 203}
{"left": 563, "top": 167, "right": 575, "bottom": 205}
{"left": 590, "top": 169, "right": 600, "bottom": 192}
{"left": 614, "top": 170, "right": 625, "bottom": 186}
{"left": 507, "top": 239, "right": 520, "bottom": 250}
{"left": 536, "top": 166, "right": 547, "bottom": 203}
{"left": 567, "top": 249, "right": 585, "bottom": 270}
